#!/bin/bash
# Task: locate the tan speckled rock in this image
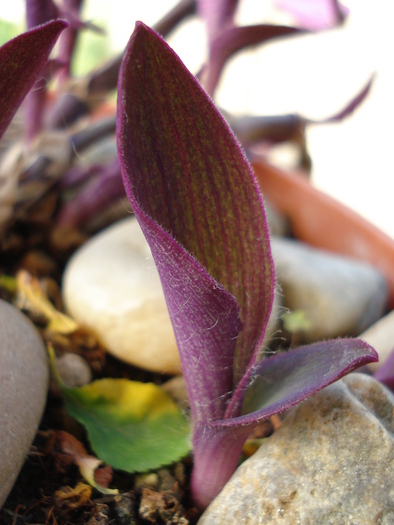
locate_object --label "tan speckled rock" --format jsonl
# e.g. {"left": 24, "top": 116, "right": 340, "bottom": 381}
{"left": 0, "top": 299, "right": 49, "bottom": 508}
{"left": 199, "top": 374, "right": 394, "bottom": 525}
{"left": 62, "top": 217, "right": 182, "bottom": 374}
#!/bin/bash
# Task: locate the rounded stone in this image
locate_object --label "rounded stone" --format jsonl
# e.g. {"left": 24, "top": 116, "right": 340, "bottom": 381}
{"left": 62, "top": 217, "right": 182, "bottom": 374}
{"left": 56, "top": 353, "right": 92, "bottom": 387}
{"left": 271, "top": 236, "right": 388, "bottom": 342}
{"left": 0, "top": 299, "right": 49, "bottom": 507}
{"left": 199, "top": 374, "right": 394, "bottom": 524}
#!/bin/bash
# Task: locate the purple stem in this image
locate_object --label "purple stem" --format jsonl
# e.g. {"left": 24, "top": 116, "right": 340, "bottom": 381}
{"left": 88, "top": 0, "right": 196, "bottom": 93}
{"left": 25, "top": 0, "right": 60, "bottom": 142}
{"left": 58, "top": 163, "right": 103, "bottom": 189}
{"left": 24, "top": 80, "right": 47, "bottom": 143}
{"left": 57, "top": 0, "right": 84, "bottom": 84}
{"left": 57, "top": 158, "right": 124, "bottom": 227}
{"left": 191, "top": 423, "right": 251, "bottom": 509}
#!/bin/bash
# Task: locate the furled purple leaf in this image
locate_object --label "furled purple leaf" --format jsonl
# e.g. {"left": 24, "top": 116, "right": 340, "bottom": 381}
{"left": 229, "top": 339, "right": 378, "bottom": 424}
{"left": 276, "top": 0, "right": 348, "bottom": 30}
{"left": 117, "top": 23, "right": 274, "bottom": 407}
{"left": 0, "top": 20, "right": 68, "bottom": 142}
{"left": 374, "top": 347, "right": 394, "bottom": 391}
{"left": 201, "top": 24, "right": 304, "bottom": 96}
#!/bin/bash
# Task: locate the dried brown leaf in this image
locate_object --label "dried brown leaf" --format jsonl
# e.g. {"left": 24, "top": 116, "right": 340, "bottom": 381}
{"left": 56, "top": 430, "right": 118, "bottom": 495}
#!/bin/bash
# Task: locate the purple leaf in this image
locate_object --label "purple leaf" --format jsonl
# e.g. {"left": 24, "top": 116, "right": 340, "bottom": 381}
{"left": 225, "top": 75, "right": 375, "bottom": 149}
{"left": 313, "top": 74, "right": 375, "bottom": 124}
{"left": 374, "top": 347, "right": 394, "bottom": 391}
{"left": 201, "top": 24, "right": 304, "bottom": 96}
{"left": 0, "top": 20, "right": 68, "bottom": 142}
{"left": 276, "top": 0, "right": 348, "bottom": 30}
{"left": 117, "top": 22, "right": 274, "bottom": 398}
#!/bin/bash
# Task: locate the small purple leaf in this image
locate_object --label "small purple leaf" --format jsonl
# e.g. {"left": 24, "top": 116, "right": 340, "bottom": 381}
{"left": 276, "top": 0, "right": 348, "bottom": 30}
{"left": 0, "top": 20, "right": 68, "bottom": 142}
{"left": 237, "top": 339, "right": 378, "bottom": 423}
{"left": 117, "top": 22, "right": 274, "bottom": 400}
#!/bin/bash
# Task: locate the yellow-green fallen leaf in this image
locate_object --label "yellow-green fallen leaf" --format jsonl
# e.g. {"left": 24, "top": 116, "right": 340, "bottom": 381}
{"left": 49, "top": 345, "right": 191, "bottom": 473}
{"left": 16, "top": 270, "right": 78, "bottom": 334}
{"left": 55, "top": 482, "right": 93, "bottom": 507}
{"left": 0, "top": 274, "right": 17, "bottom": 293}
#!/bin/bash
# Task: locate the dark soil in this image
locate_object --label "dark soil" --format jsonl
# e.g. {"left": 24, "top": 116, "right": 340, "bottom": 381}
{"left": 0, "top": 196, "right": 275, "bottom": 525}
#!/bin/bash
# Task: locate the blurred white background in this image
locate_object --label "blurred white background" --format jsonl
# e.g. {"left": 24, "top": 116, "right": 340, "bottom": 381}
{"left": 2, "top": 0, "right": 394, "bottom": 238}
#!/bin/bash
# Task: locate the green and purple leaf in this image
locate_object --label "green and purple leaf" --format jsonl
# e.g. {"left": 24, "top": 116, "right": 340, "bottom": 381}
{"left": 0, "top": 19, "right": 68, "bottom": 142}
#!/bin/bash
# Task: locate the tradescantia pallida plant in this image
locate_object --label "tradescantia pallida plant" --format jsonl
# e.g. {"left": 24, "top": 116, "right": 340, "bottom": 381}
{"left": 117, "top": 22, "right": 378, "bottom": 510}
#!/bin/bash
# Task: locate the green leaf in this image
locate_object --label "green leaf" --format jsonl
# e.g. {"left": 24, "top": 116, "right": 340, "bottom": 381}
{"left": 64, "top": 379, "right": 191, "bottom": 472}
{"left": 48, "top": 340, "right": 191, "bottom": 473}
